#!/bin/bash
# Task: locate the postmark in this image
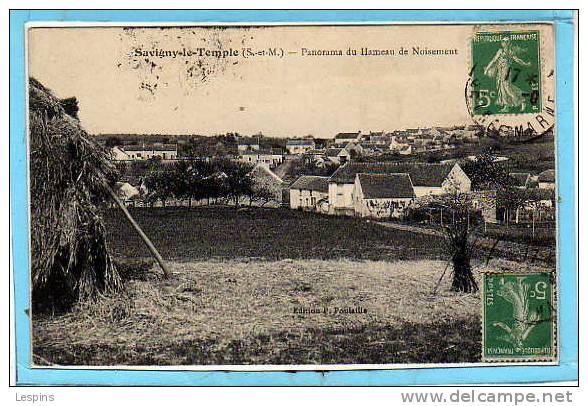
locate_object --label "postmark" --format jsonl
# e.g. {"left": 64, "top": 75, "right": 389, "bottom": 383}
{"left": 465, "top": 27, "right": 556, "bottom": 140}
{"left": 482, "top": 271, "right": 557, "bottom": 362}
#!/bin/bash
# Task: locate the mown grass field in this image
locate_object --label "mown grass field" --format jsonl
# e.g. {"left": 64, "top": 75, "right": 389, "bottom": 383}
{"left": 34, "top": 259, "right": 483, "bottom": 366}
{"left": 34, "top": 206, "right": 532, "bottom": 366}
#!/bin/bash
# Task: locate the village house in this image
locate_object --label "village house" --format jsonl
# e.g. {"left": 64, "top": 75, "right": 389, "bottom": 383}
{"left": 324, "top": 147, "right": 351, "bottom": 164}
{"left": 327, "top": 161, "right": 471, "bottom": 215}
{"left": 352, "top": 173, "right": 416, "bottom": 219}
{"left": 363, "top": 134, "right": 392, "bottom": 147}
{"left": 286, "top": 139, "right": 316, "bottom": 155}
{"left": 343, "top": 141, "right": 363, "bottom": 156}
{"left": 111, "top": 144, "right": 178, "bottom": 161}
{"left": 538, "top": 169, "right": 556, "bottom": 189}
{"left": 397, "top": 144, "right": 412, "bottom": 155}
{"left": 333, "top": 132, "right": 361, "bottom": 146}
{"left": 111, "top": 146, "right": 131, "bottom": 160}
{"left": 389, "top": 137, "right": 412, "bottom": 155}
{"left": 238, "top": 148, "right": 284, "bottom": 168}
{"left": 303, "top": 149, "right": 328, "bottom": 167}
{"left": 237, "top": 138, "right": 261, "bottom": 153}
{"left": 289, "top": 175, "right": 330, "bottom": 212}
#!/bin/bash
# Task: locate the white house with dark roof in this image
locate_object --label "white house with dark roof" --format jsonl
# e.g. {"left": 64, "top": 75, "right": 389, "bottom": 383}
{"left": 353, "top": 173, "right": 416, "bottom": 219}
{"left": 334, "top": 132, "right": 361, "bottom": 146}
{"left": 327, "top": 161, "right": 470, "bottom": 215}
{"left": 112, "top": 144, "right": 178, "bottom": 160}
{"left": 286, "top": 139, "right": 316, "bottom": 155}
{"left": 324, "top": 147, "right": 350, "bottom": 164}
{"left": 237, "top": 138, "right": 261, "bottom": 153}
{"left": 538, "top": 169, "right": 556, "bottom": 189}
{"left": 289, "top": 175, "right": 330, "bottom": 212}
{"left": 238, "top": 148, "right": 284, "bottom": 168}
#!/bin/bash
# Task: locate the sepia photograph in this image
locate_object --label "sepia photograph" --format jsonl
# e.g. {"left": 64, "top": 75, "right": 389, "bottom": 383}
{"left": 27, "top": 23, "right": 559, "bottom": 369}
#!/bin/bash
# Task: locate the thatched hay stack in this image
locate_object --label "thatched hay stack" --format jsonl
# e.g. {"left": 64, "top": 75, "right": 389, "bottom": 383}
{"left": 29, "top": 78, "right": 121, "bottom": 312}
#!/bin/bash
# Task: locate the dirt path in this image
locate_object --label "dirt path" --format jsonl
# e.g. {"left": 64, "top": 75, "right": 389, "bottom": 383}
{"left": 375, "top": 221, "right": 555, "bottom": 266}
{"left": 375, "top": 221, "right": 443, "bottom": 237}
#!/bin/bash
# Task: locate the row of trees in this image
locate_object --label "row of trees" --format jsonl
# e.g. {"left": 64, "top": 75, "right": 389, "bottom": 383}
{"left": 118, "top": 159, "right": 278, "bottom": 207}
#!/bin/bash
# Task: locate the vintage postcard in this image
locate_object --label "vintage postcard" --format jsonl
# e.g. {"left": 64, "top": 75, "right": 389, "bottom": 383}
{"left": 11, "top": 11, "right": 577, "bottom": 386}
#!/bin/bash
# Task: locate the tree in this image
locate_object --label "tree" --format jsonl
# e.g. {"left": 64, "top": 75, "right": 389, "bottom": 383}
{"left": 143, "top": 164, "right": 175, "bottom": 206}
{"left": 245, "top": 168, "right": 282, "bottom": 207}
{"left": 496, "top": 187, "right": 549, "bottom": 225}
{"left": 212, "top": 159, "right": 254, "bottom": 206}
{"left": 460, "top": 151, "right": 511, "bottom": 190}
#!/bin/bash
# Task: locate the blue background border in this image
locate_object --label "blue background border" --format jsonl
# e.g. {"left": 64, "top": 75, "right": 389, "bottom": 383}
{"left": 10, "top": 9, "right": 577, "bottom": 386}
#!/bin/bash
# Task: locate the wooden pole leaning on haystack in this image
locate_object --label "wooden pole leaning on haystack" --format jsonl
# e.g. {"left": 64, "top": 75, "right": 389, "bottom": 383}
{"left": 102, "top": 182, "right": 172, "bottom": 279}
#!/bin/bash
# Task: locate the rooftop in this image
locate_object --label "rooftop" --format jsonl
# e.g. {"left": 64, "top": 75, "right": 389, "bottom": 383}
{"left": 325, "top": 147, "right": 343, "bottom": 157}
{"left": 122, "top": 144, "right": 177, "bottom": 152}
{"left": 289, "top": 175, "right": 330, "bottom": 193}
{"left": 330, "top": 162, "right": 457, "bottom": 187}
{"left": 357, "top": 173, "right": 416, "bottom": 199}
{"left": 286, "top": 139, "right": 315, "bottom": 146}
{"left": 335, "top": 132, "right": 360, "bottom": 139}
{"left": 240, "top": 148, "right": 283, "bottom": 156}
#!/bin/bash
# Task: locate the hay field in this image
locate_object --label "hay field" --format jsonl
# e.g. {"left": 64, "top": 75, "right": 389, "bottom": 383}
{"left": 34, "top": 258, "right": 486, "bottom": 366}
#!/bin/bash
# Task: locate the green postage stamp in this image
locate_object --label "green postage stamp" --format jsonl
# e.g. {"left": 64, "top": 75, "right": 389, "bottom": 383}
{"left": 471, "top": 31, "right": 541, "bottom": 116}
{"left": 483, "top": 272, "right": 557, "bottom": 362}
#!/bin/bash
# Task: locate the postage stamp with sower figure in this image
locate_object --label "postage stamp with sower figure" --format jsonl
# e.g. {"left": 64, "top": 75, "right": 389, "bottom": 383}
{"left": 483, "top": 272, "right": 556, "bottom": 362}
{"left": 471, "top": 31, "right": 541, "bottom": 116}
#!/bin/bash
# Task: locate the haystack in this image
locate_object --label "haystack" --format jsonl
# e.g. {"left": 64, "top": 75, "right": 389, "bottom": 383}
{"left": 29, "top": 78, "right": 121, "bottom": 312}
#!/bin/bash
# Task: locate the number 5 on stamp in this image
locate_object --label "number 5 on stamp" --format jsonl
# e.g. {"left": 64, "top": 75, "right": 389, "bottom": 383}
{"left": 482, "top": 272, "right": 556, "bottom": 362}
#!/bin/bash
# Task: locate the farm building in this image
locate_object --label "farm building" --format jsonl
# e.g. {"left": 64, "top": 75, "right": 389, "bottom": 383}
{"left": 286, "top": 139, "right": 316, "bottom": 155}
{"left": 111, "top": 144, "right": 178, "bottom": 161}
{"left": 289, "top": 175, "right": 330, "bottom": 212}
{"left": 538, "top": 169, "right": 556, "bottom": 189}
{"left": 353, "top": 173, "right": 416, "bottom": 219}
{"left": 327, "top": 162, "right": 471, "bottom": 215}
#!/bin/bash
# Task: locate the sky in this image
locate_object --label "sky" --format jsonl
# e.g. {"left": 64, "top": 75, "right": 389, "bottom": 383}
{"left": 29, "top": 25, "right": 477, "bottom": 138}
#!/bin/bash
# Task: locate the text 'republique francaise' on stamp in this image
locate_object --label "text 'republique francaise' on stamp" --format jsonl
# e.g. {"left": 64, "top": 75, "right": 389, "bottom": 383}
{"left": 466, "top": 26, "right": 556, "bottom": 140}
{"left": 482, "top": 271, "right": 557, "bottom": 362}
